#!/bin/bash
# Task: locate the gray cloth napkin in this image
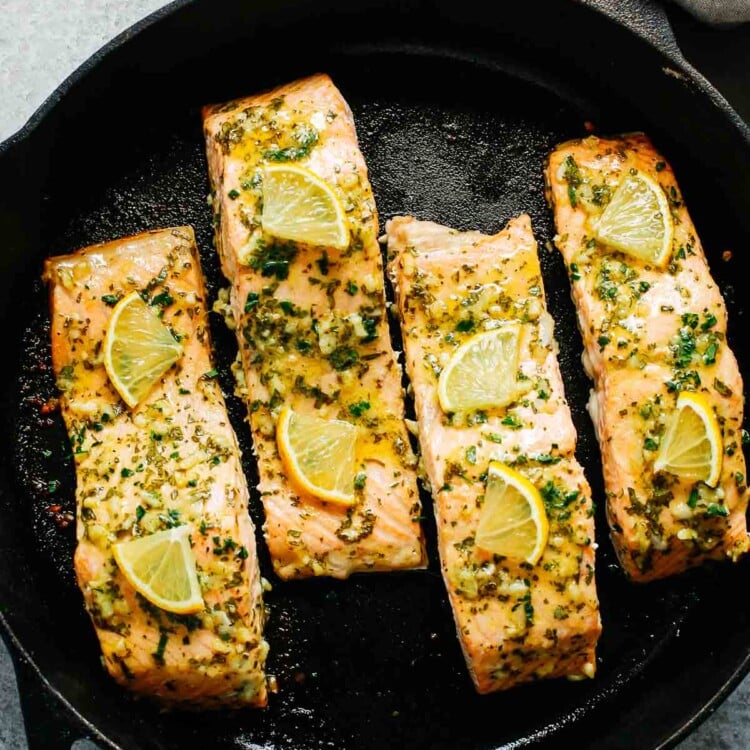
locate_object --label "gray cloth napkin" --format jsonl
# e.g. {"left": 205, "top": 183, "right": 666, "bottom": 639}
{"left": 672, "top": 0, "right": 750, "bottom": 24}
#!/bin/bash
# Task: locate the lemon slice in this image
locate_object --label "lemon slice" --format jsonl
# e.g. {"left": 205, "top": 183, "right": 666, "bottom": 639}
{"left": 654, "top": 391, "right": 722, "bottom": 487}
{"left": 261, "top": 164, "right": 349, "bottom": 250}
{"left": 438, "top": 325, "right": 522, "bottom": 413}
{"left": 113, "top": 525, "right": 204, "bottom": 615}
{"left": 476, "top": 461, "right": 549, "bottom": 564}
{"left": 277, "top": 406, "right": 358, "bottom": 505}
{"left": 104, "top": 291, "right": 183, "bottom": 408}
{"left": 595, "top": 170, "right": 673, "bottom": 267}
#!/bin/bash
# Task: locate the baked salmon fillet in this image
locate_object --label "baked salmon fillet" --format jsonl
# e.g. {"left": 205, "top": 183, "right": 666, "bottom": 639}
{"left": 203, "top": 74, "right": 424, "bottom": 580}
{"left": 546, "top": 134, "right": 748, "bottom": 581}
{"left": 387, "top": 214, "right": 601, "bottom": 693}
{"left": 44, "top": 227, "right": 268, "bottom": 708}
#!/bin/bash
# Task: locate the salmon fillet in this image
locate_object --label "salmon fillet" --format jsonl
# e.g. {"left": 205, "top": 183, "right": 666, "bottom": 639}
{"left": 546, "top": 134, "right": 749, "bottom": 581}
{"left": 44, "top": 227, "right": 268, "bottom": 708}
{"left": 387, "top": 214, "right": 601, "bottom": 693}
{"left": 202, "top": 74, "right": 425, "bottom": 580}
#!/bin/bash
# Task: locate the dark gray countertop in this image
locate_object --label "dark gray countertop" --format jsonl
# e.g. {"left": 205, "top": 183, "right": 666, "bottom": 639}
{"left": 0, "top": 2, "right": 748, "bottom": 748}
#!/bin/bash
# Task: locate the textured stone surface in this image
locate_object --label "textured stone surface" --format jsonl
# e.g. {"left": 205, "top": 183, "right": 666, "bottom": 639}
{"left": 0, "top": 2, "right": 748, "bottom": 748}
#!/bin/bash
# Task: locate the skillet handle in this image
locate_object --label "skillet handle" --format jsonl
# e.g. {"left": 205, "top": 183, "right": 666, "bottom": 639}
{"left": 13, "top": 653, "right": 97, "bottom": 750}
{"left": 581, "top": 0, "right": 685, "bottom": 60}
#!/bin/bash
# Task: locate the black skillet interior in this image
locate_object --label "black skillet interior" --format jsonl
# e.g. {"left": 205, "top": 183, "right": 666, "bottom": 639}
{"left": 1, "top": 1, "right": 750, "bottom": 749}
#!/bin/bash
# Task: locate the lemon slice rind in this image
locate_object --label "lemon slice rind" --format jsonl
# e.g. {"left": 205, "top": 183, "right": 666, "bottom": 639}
{"left": 653, "top": 391, "right": 722, "bottom": 488}
{"left": 437, "top": 325, "right": 522, "bottom": 414}
{"left": 113, "top": 525, "right": 204, "bottom": 615}
{"left": 103, "top": 291, "right": 183, "bottom": 408}
{"left": 595, "top": 170, "right": 673, "bottom": 267}
{"left": 261, "top": 164, "right": 349, "bottom": 250}
{"left": 475, "top": 461, "right": 549, "bottom": 565}
{"left": 277, "top": 406, "right": 358, "bottom": 506}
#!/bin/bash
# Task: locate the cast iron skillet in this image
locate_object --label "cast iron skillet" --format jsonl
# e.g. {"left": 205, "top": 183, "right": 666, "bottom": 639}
{"left": 1, "top": 0, "right": 749, "bottom": 748}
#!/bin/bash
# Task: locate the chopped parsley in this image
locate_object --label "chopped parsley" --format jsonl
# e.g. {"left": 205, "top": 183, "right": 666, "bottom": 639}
{"left": 263, "top": 124, "right": 319, "bottom": 162}
{"left": 329, "top": 346, "right": 359, "bottom": 371}
{"left": 349, "top": 401, "right": 371, "bottom": 418}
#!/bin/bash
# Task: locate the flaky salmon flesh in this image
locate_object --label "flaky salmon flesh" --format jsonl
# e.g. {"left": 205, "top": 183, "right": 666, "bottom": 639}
{"left": 387, "top": 215, "right": 601, "bottom": 693}
{"left": 546, "top": 134, "right": 748, "bottom": 582}
{"left": 203, "top": 74, "right": 425, "bottom": 580}
{"left": 44, "top": 227, "right": 268, "bottom": 708}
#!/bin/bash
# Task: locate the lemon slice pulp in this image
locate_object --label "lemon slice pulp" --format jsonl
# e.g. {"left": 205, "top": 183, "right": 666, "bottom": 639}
{"left": 654, "top": 391, "right": 722, "bottom": 487}
{"left": 277, "top": 406, "right": 358, "bottom": 505}
{"left": 475, "top": 461, "right": 549, "bottom": 565}
{"left": 113, "top": 525, "right": 204, "bottom": 615}
{"left": 103, "top": 291, "right": 183, "bottom": 408}
{"left": 261, "top": 164, "right": 349, "bottom": 250}
{"left": 438, "top": 325, "right": 522, "bottom": 413}
{"left": 595, "top": 170, "right": 673, "bottom": 267}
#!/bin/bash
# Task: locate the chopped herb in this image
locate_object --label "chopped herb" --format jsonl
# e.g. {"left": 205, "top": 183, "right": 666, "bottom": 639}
{"left": 360, "top": 317, "right": 378, "bottom": 343}
{"left": 591, "top": 183, "right": 611, "bottom": 206}
{"left": 151, "top": 290, "right": 174, "bottom": 308}
{"left": 703, "top": 341, "right": 718, "bottom": 366}
{"left": 666, "top": 370, "right": 701, "bottom": 392}
{"left": 153, "top": 632, "right": 168, "bottom": 665}
{"left": 203, "top": 369, "right": 218, "bottom": 379}
{"left": 316, "top": 252, "right": 329, "bottom": 276}
{"left": 541, "top": 481, "right": 579, "bottom": 510}
{"left": 249, "top": 239, "right": 297, "bottom": 281}
{"left": 353, "top": 472, "right": 367, "bottom": 490}
{"left": 48, "top": 479, "right": 60, "bottom": 494}
{"left": 701, "top": 313, "right": 718, "bottom": 331}
{"left": 466, "top": 446, "right": 477, "bottom": 465}
{"left": 455, "top": 318, "right": 475, "bottom": 333}
{"left": 501, "top": 415, "right": 522, "bottom": 430}
{"left": 349, "top": 401, "right": 371, "bottom": 418}
{"left": 136, "top": 505, "right": 146, "bottom": 522}
{"left": 41, "top": 449, "right": 52, "bottom": 458}
{"left": 705, "top": 503, "right": 729, "bottom": 518}
{"left": 534, "top": 453, "right": 561, "bottom": 465}
{"left": 102, "top": 294, "right": 120, "bottom": 306}
{"left": 279, "top": 300, "right": 295, "bottom": 315}
{"left": 227, "top": 188, "right": 240, "bottom": 200}
{"left": 264, "top": 124, "right": 319, "bottom": 162}
{"left": 681, "top": 312, "right": 699, "bottom": 330}
{"left": 237, "top": 546, "right": 249, "bottom": 560}
{"left": 537, "top": 389, "right": 550, "bottom": 401}
{"left": 121, "top": 468, "right": 135, "bottom": 478}
{"left": 742, "top": 429, "right": 749, "bottom": 446}
{"left": 563, "top": 155, "right": 582, "bottom": 207}
{"left": 485, "top": 433, "right": 504, "bottom": 443}
{"left": 643, "top": 437, "right": 658, "bottom": 451}
{"left": 346, "top": 281, "right": 358, "bottom": 295}
{"left": 655, "top": 161, "right": 666, "bottom": 172}
{"left": 714, "top": 379, "right": 733, "bottom": 397}
{"left": 178, "top": 388, "right": 191, "bottom": 395}
{"left": 244, "top": 292, "right": 260, "bottom": 312}
{"left": 687, "top": 488, "right": 700, "bottom": 509}
{"left": 329, "top": 346, "right": 359, "bottom": 371}
{"left": 598, "top": 335, "right": 610, "bottom": 350}
{"left": 674, "top": 327, "right": 696, "bottom": 368}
